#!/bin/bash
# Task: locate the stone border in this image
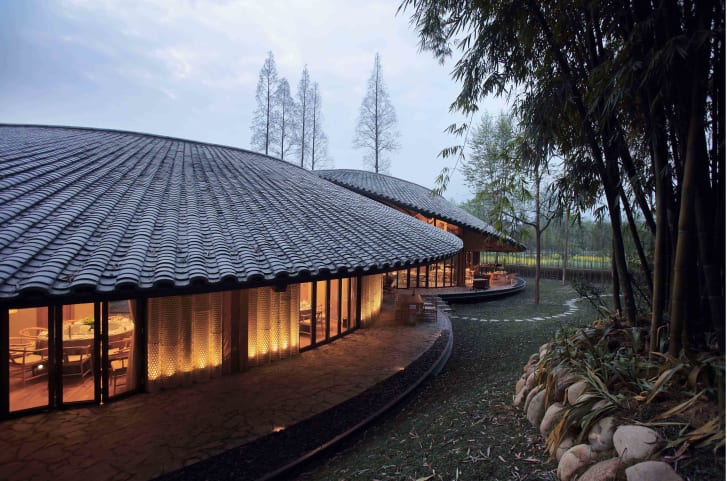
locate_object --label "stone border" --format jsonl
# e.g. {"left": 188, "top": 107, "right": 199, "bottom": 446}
{"left": 448, "top": 297, "right": 583, "bottom": 323}
{"left": 156, "top": 315, "right": 453, "bottom": 481}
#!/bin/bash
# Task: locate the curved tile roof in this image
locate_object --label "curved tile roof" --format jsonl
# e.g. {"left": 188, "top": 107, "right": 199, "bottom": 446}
{"left": 0, "top": 125, "right": 462, "bottom": 301}
{"left": 316, "top": 169, "right": 524, "bottom": 250}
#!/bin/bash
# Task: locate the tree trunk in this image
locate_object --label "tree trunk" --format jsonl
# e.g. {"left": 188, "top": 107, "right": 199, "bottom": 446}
{"left": 603, "top": 144, "right": 637, "bottom": 325}
{"left": 669, "top": 94, "right": 703, "bottom": 356}
{"left": 562, "top": 209, "right": 569, "bottom": 286}
{"left": 611, "top": 242, "right": 622, "bottom": 328}
{"left": 648, "top": 102, "right": 671, "bottom": 354}
{"left": 534, "top": 174, "right": 541, "bottom": 305}
{"left": 620, "top": 187, "right": 653, "bottom": 297}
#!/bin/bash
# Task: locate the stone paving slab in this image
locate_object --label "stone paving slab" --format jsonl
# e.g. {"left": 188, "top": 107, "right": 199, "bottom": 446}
{"left": 0, "top": 318, "right": 447, "bottom": 481}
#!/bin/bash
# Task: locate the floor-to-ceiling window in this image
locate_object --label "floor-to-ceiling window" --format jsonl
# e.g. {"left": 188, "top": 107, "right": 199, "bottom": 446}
{"left": 9, "top": 307, "right": 49, "bottom": 412}
{"left": 107, "top": 300, "right": 139, "bottom": 397}
{"left": 299, "top": 283, "right": 313, "bottom": 349}
{"left": 314, "top": 280, "right": 327, "bottom": 344}
{"left": 60, "top": 303, "right": 96, "bottom": 403}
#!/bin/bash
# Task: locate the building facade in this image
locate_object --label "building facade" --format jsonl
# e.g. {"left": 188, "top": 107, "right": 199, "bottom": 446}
{"left": 0, "top": 125, "right": 470, "bottom": 418}
{"left": 316, "top": 169, "right": 525, "bottom": 290}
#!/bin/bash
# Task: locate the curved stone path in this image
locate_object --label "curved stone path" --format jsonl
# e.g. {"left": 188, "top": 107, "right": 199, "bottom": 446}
{"left": 447, "top": 296, "right": 583, "bottom": 323}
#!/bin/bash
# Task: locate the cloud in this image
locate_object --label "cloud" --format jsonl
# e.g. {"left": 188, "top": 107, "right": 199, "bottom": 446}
{"left": 4, "top": 0, "right": 512, "bottom": 202}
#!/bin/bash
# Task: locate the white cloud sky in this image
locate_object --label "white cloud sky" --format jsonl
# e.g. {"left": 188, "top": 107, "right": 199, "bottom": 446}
{"left": 0, "top": 0, "right": 510, "bottom": 202}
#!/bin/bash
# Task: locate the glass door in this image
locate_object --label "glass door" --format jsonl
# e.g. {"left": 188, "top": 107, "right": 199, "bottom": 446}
{"left": 60, "top": 303, "right": 97, "bottom": 404}
{"left": 8, "top": 307, "right": 50, "bottom": 412}
{"left": 106, "top": 300, "right": 139, "bottom": 398}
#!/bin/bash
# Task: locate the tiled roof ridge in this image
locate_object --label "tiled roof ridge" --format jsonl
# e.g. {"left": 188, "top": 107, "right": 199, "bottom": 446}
{"left": 315, "top": 169, "right": 525, "bottom": 250}
{"left": 316, "top": 168, "right": 487, "bottom": 229}
{"left": 316, "top": 168, "right": 441, "bottom": 194}
{"left": 0, "top": 123, "right": 306, "bottom": 173}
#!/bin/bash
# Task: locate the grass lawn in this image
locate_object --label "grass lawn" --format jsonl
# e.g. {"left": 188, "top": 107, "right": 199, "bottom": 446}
{"left": 295, "top": 279, "right": 604, "bottom": 481}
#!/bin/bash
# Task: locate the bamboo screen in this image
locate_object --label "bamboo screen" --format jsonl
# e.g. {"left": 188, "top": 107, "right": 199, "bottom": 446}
{"left": 147, "top": 292, "right": 223, "bottom": 390}
{"left": 360, "top": 273, "right": 382, "bottom": 326}
{"left": 248, "top": 285, "right": 300, "bottom": 365}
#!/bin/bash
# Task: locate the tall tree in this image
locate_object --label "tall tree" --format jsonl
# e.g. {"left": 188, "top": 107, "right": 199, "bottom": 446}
{"left": 250, "top": 51, "right": 278, "bottom": 155}
{"left": 271, "top": 77, "right": 296, "bottom": 161}
{"left": 401, "top": 0, "right": 725, "bottom": 353}
{"left": 353, "top": 53, "right": 400, "bottom": 174}
{"left": 294, "top": 66, "right": 312, "bottom": 168}
{"left": 309, "top": 82, "right": 329, "bottom": 170}
{"left": 464, "top": 112, "right": 558, "bottom": 304}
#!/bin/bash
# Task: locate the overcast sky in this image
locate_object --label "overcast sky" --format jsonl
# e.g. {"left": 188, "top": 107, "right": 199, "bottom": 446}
{"left": 0, "top": 0, "right": 509, "bottom": 202}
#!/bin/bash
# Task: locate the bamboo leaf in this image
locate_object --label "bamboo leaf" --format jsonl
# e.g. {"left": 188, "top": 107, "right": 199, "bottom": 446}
{"left": 645, "top": 363, "right": 685, "bottom": 403}
{"left": 651, "top": 390, "right": 705, "bottom": 421}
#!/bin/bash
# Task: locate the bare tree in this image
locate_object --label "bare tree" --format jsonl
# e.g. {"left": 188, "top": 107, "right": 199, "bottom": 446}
{"left": 309, "top": 82, "right": 329, "bottom": 170}
{"left": 293, "top": 66, "right": 312, "bottom": 168}
{"left": 271, "top": 77, "right": 296, "bottom": 161}
{"left": 353, "top": 53, "right": 400, "bottom": 173}
{"left": 250, "top": 51, "right": 278, "bottom": 155}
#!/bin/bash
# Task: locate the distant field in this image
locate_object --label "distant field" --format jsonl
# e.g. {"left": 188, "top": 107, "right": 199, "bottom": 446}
{"left": 481, "top": 251, "right": 610, "bottom": 270}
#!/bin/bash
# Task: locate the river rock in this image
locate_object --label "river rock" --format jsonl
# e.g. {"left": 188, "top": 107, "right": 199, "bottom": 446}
{"left": 525, "top": 371, "right": 537, "bottom": 390}
{"left": 526, "top": 389, "right": 547, "bottom": 428}
{"left": 625, "top": 461, "right": 683, "bottom": 481}
{"left": 556, "top": 372, "right": 577, "bottom": 397}
{"left": 555, "top": 435, "right": 575, "bottom": 461}
{"left": 588, "top": 416, "right": 617, "bottom": 452}
{"left": 579, "top": 457, "right": 623, "bottom": 481}
{"left": 566, "top": 380, "right": 589, "bottom": 405}
{"left": 515, "top": 377, "right": 526, "bottom": 396}
{"left": 523, "top": 352, "right": 539, "bottom": 371}
{"left": 539, "top": 343, "right": 549, "bottom": 359}
{"left": 513, "top": 390, "right": 525, "bottom": 407}
{"left": 557, "top": 444, "right": 600, "bottom": 481}
{"left": 613, "top": 425, "right": 661, "bottom": 463}
{"left": 524, "top": 384, "right": 542, "bottom": 413}
{"left": 513, "top": 377, "right": 529, "bottom": 407}
{"left": 540, "top": 402, "right": 565, "bottom": 438}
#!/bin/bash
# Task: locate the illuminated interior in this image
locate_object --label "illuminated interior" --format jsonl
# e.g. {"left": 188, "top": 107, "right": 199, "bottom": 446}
{"left": 8, "top": 301, "right": 137, "bottom": 412}
{"left": 9, "top": 307, "right": 49, "bottom": 412}
{"left": 6, "top": 274, "right": 384, "bottom": 414}
{"left": 391, "top": 257, "right": 457, "bottom": 289}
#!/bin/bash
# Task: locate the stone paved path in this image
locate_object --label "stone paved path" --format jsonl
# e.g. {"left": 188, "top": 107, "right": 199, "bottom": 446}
{"left": 0, "top": 317, "right": 447, "bottom": 481}
{"left": 447, "top": 297, "right": 583, "bottom": 323}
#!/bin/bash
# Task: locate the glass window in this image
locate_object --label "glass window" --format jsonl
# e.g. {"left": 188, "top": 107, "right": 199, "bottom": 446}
{"left": 299, "top": 283, "right": 312, "bottom": 348}
{"left": 107, "top": 300, "right": 138, "bottom": 397}
{"left": 315, "top": 280, "right": 327, "bottom": 344}
{"left": 349, "top": 277, "right": 358, "bottom": 331}
{"left": 61, "top": 303, "right": 96, "bottom": 403}
{"left": 9, "top": 307, "right": 49, "bottom": 412}
{"left": 341, "top": 278, "right": 350, "bottom": 331}
{"left": 330, "top": 279, "right": 340, "bottom": 338}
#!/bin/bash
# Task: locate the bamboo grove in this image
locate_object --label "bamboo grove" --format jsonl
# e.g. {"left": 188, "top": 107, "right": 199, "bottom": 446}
{"left": 400, "top": 0, "right": 724, "bottom": 355}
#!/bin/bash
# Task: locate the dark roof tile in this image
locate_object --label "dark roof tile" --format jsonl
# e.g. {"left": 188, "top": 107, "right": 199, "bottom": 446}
{"left": 317, "top": 169, "right": 524, "bottom": 250}
{"left": 0, "top": 126, "right": 461, "bottom": 301}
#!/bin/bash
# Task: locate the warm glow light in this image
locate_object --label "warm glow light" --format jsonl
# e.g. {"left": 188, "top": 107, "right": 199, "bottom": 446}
{"left": 248, "top": 285, "right": 299, "bottom": 364}
{"left": 9, "top": 309, "right": 18, "bottom": 314}
{"left": 273, "top": 426, "right": 285, "bottom": 433}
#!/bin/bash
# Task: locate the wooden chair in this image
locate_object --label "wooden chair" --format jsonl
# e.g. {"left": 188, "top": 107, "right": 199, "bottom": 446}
{"left": 19, "top": 326, "right": 47, "bottom": 340}
{"left": 62, "top": 345, "right": 92, "bottom": 379}
{"left": 108, "top": 338, "right": 131, "bottom": 394}
{"left": 9, "top": 345, "right": 49, "bottom": 385}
